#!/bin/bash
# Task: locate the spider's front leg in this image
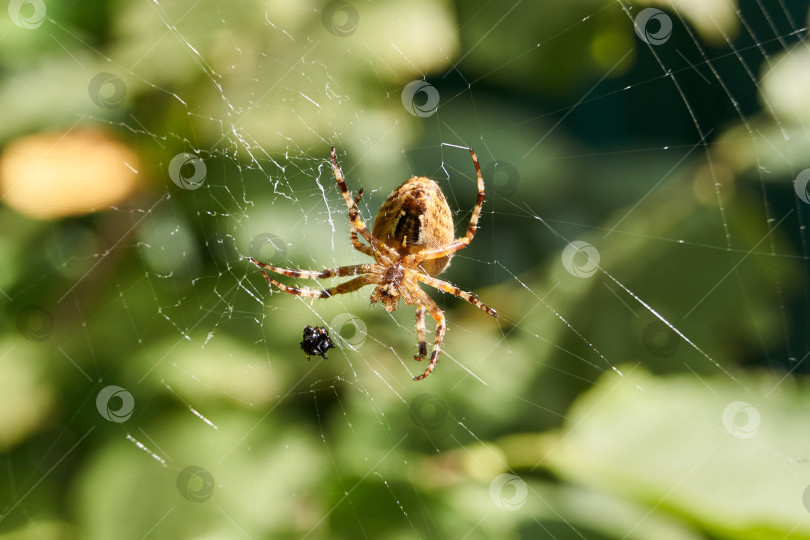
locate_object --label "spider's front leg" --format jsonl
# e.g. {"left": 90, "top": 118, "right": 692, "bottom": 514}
{"left": 349, "top": 188, "right": 375, "bottom": 257}
{"left": 331, "top": 147, "right": 391, "bottom": 259}
{"left": 414, "top": 304, "right": 427, "bottom": 361}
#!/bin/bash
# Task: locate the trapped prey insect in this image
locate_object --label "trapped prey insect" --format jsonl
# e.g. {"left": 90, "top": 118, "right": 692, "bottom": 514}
{"left": 300, "top": 325, "right": 336, "bottom": 360}
{"left": 250, "top": 147, "right": 497, "bottom": 380}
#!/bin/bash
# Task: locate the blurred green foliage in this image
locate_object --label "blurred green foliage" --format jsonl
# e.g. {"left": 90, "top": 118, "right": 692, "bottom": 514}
{"left": 2, "top": 0, "right": 810, "bottom": 539}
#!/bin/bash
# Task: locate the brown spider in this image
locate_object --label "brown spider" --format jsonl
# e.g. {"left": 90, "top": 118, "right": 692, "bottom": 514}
{"left": 249, "top": 147, "right": 497, "bottom": 380}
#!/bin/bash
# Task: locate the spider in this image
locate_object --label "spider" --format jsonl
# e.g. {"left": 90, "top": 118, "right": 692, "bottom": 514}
{"left": 249, "top": 147, "right": 497, "bottom": 380}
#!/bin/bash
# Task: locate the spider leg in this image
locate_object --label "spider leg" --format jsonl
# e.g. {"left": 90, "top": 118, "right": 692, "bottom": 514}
{"left": 415, "top": 273, "right": 498, "bottom": 318}
{"left": 349, "top": 188, "right": 375, "bottom": 257}
{"left": 413, "top": 293, "right": 445, "bottom": 381}
{"left": 404, "top": 147, "right": 486, "bottom": 264}
{"left": 350, "top": 231, "right": 374, "bottom": 257}
{"left": 249, "top": 258, "right": 376, "bottom": 280}
{"left": 254, "top": 267, "right": 379, "bottom": 298}
{"left": 331, "top": 147, "right": 395, "bottom": 259}
{"left": 414, "top": 304, "right": 427, "bottom": 361}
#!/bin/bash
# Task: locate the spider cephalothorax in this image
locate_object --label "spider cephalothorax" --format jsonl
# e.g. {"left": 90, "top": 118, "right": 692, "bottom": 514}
{"left": 370, "top": 264, "right": 405, "bottom": 312}
{"left": 250, "top": 147, "right": 497, "bottom": 380}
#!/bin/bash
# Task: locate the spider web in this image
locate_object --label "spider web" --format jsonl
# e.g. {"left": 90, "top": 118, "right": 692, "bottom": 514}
{"left": 3, "top": 0, "right": 810, "bottom": 538}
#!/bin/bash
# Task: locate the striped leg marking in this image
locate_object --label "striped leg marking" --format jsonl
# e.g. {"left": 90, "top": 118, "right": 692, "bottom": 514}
{"left": 249, "top": 258, "right": 375, "bottom": 280}
{"left": 331, "top": 147, "right": 393, "bottom": 258}
{"left": 349, "top": 189, "right": 375, "bottom": 257}
{"left": 413, "top": 294, "right": 445, "bottom": 381}
{"left": 413, "top": 300, "right": 447, "bottom": 381}
{"left": 414, "top": 304, "right": 427, "bottom": 361}
{"left": 416, "top": 274, "right": 497, "bottom": 318}
{"left": 253, "top": 264, "right": 378, "bottom": 299}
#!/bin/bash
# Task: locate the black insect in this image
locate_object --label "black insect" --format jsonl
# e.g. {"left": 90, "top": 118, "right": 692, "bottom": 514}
{"left": 300, "top": 325, "right": 336, "bottom": 359}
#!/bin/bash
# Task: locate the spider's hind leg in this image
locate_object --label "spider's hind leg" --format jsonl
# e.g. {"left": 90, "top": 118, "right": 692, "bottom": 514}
{"left": 414, "top": 304, "right": 427, "bottom": 361}
{"left": 249, "top": 258, "right": 373, "bottom": 280}
{"left": 256, "top": 273, "right": 378, "bottom": 299}
{"left": 413, "top": 295, "right": 446, "bottom": 381}
{"left": 249, "top": 258, "right": 379, "bottom": 298}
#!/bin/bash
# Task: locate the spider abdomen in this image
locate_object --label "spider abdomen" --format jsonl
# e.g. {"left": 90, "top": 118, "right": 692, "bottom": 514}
{"left": 372, "top": 177, "right": 454, "bottom": 276}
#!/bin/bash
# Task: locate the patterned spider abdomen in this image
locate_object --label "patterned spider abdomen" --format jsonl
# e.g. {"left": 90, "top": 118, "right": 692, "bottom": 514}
{"left": 372, "top": 177, "right": 455, "bottom": 276}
